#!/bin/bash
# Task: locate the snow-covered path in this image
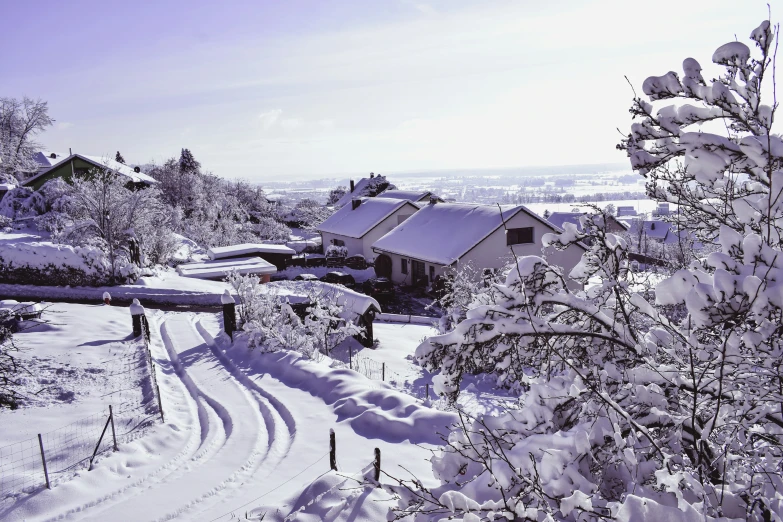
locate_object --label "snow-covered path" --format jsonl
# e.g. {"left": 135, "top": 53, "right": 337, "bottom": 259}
{"left": 76, "top": 313, "right": 281, "bottom": 520}
{"left": 2, "top": 309, "right": 440, "bottom": 521}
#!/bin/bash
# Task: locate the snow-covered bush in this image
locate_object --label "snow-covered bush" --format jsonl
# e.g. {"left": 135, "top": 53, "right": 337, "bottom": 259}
{"left": 281, "top": 198, "right": 334, "bottom": 230}
{"left": 0, "top": 241, "right": 115, "bottom": 286}
{"left": 0, "top": 327, "right": 22, "bottom": 409}
{"left": 325, "top": 244, "right": 348, "bottom": 258}
{"left": 227, "top": 272, "right": 362, "bottom": 359}
{"left": 393, "top": 20, "right": 783, "bottom": 522}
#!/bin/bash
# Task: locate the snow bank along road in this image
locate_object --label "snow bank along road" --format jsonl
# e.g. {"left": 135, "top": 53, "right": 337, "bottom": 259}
{"left": 5, "top": 310, "right": 436, "bottom": 521}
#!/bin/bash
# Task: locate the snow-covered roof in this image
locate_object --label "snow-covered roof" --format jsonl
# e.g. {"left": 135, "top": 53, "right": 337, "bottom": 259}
{"left": 207, "top": 243, "right": 296, "bottom": 260}
{"left": 547, "top": 212, "right": 585, "bottom": 231}
{"left": 0, "top": 183, "right": 16, "bottom": 191}
{"left": 316, "top": 197, "right": 417, "bottom": 239}
{"left": 32, "top": 151, "right": 67, "bottom": 169}
{"left": 262, "top": 280, "right": 381, "bottom": 316}
{"left": 334, "top": 175, "right": 394, "bottom": 207}
{"left": 24, "top": 153, "right": 158, "bottom": 186}
{"left": 177, "top": 256, "right": 277, "bottom": 279}
{"left": 627, "top": 220, "right": 679, "bottom": 243}
{"left": 372, "top": 203, "right": 565, "bottom": 266}
{"left": 376, "top": 190, "right": 434, "bottom": 203}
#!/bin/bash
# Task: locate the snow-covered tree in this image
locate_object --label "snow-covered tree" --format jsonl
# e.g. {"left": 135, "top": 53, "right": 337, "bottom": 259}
{"left": 327, "top": 185, "right": 347, "bottom": 205}
{"left": 0, "top": 97, "right": 53, "bottom": 182}
{"left": 64, "top": 167, "right": 172, "bottom": 280}
{"left": 391, "top": 20, "right": 783, "bottom": 522}
{"left": 281, "top": 198, "right": 334, "bottom": 230}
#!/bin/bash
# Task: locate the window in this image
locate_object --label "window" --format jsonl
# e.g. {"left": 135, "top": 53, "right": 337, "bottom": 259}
{"left": 429, "top": 265, "right": 435, "bottom": 282}
{"left": 401, "top": 258, "right": 408, "bottom": 274}
{"left": 332, "top": 239, "right": 345, "bottom": 247}
{"left": 507, "top": 227, "right": 534, "bottom": 245}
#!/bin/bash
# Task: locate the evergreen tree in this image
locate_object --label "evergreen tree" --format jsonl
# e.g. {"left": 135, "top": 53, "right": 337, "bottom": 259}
{"left": 178, "top": 148, "right": 201, "bottom": 174}
{"left": 115, "top": 151, "right": 125, "bottom": 164}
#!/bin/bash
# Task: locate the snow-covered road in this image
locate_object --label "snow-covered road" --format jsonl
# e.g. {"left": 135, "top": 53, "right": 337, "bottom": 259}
{"left": 3, "top": 310, "right": 441, "bottom": 521}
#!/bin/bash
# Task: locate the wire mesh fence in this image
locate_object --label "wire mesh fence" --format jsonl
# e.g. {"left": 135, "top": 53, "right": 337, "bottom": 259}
{"left": 0, "top": 317, "right": 163, "bottom": 501}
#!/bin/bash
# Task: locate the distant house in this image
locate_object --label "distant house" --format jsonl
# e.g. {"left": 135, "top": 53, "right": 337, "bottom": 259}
{"left": 627, "top": 219, "right": 684, "bottom": 245}
{"left": 334, "top": 173, "right": 395, "bottom": 208}
{"left": 316, "top": 197, "right": 420, "bottom": 261}
{"left": 616, "top": 205, "right": 637, "bottom": 217}
{"left": 546, "top": 212, "right": 628, "bottom": 236}
{"left": 207, "top": 243, "right": 296, "bottom": 271}
{"left": 31, "top": 151, "right": 68, "bottom": 177}
{"left": 376, "top": 189, "right": 443, "bottom": 204}
{"left": 652, "top": 202, "right": 671, "bottom": 217}
{"left": 23, "top": 153, "right": 157, "bottom": 191}
{"left": 176, "top": 256, "right": 277, "bottom": 282}
{"left": 372, "top": 202, "right": 586, "bottom": 286}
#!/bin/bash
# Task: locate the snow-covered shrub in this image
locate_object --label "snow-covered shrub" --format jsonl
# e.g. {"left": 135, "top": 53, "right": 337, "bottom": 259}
{"left": 0, "top": 241, "right": 115, "bottom": 286}
{"left": 227, "top": 272, "right": 362, "bottom": 359}
{"left": 395, "top": 21, "right": 783, "bottom": 522}
{"left": 0, "top": 327, "right": 23, "bottom": 409}
{"left": 253, "top": 215, "right": 291, "bottom": 243}
{"left": 325, "top": 244, "right": 348, "bottom": 258}
{"left": 281, "top": 198, "right": 334, "bottom": 230}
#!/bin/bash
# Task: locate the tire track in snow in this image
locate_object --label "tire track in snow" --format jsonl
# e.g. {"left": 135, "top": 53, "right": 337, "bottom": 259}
{"left": 193, "top": 317, "right": 296, "bottom": 474}
{"left": 77, "top": 313, "right": 272, "bottom": 521}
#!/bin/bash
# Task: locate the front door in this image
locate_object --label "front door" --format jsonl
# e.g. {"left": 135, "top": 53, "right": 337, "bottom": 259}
{"left": 411, "top": 260, "right": 426, "bottom": 285}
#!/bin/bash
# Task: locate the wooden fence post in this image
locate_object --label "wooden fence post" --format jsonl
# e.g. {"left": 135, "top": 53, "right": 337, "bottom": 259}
{"left": 374, "top": 448, "right": 381, "bottom": 483}
{"left": 109, "top": 405, "right": 118, "bottom": 451}
{"left": 425, "top": 383, "right": 429, "bottom": 400}
{"left": 329, "top": 429, "right": 337, "bottom": 471}
{"left": 130, "top": 299, "right": 145, "bottom": 338}
{"left": 382, "top": 362, "right": 385, "bottom": 382}
{"left": 37, "top": 434, "right": 50, "bottom": 490}
{"left": 221, "top": 290, "right": 236, "bottom": 340}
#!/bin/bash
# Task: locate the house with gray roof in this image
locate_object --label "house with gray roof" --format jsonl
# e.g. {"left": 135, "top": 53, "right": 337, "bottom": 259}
{"left": 317, "top": 197, "right": 420, "bottom": 261}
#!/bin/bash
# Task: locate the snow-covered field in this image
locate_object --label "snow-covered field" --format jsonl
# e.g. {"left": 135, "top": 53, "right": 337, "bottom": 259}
{"left": 0, "top": 304, "right": 456, "bottom": 521}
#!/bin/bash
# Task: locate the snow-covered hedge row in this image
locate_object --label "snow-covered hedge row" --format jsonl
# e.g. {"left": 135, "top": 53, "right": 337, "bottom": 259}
{"left": 0, "top": 241, "right": 134, "bottom": 286}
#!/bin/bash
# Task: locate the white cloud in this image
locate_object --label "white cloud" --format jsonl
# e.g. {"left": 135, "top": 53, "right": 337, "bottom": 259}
{"left": 258, "top": 109, "right": 282, "bottom": 130}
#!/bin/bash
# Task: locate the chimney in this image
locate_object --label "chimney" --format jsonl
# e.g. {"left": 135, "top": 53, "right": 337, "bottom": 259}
{"left": 351, "top": 199, "right": 361, "bottom": 210}
{"left": 69, "top": 148, "right": 72, "bottom": 155}
{"left": 429, "top": 196, "right": 438, "bottom": 205}
{"left": 133, "top": 166, "right": 141, "bottom": 173}
{"left": 370, "top": 172, "right": 375, "bottom": 179}
{"left": 350, "top": 179, "right": 355, "bottom": 193}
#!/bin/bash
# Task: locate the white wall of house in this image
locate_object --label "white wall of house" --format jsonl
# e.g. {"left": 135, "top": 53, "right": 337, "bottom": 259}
{"left": 321, "top": 203, "right": 418, "bottom": 261}
{"left": 376, "top": 210, "right": 585, "bottom": 285}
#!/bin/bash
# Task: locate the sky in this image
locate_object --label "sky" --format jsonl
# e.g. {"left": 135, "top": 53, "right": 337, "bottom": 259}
{"left": 1, "top": 0, "right": 775, "bottom": 181}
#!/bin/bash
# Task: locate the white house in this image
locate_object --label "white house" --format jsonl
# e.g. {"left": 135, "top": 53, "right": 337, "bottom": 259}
{"left": 316, "top": 197, "right": 420, "bottom": 261}
{"left": 371, "top": 202, "right": 586, "bottom": 286}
